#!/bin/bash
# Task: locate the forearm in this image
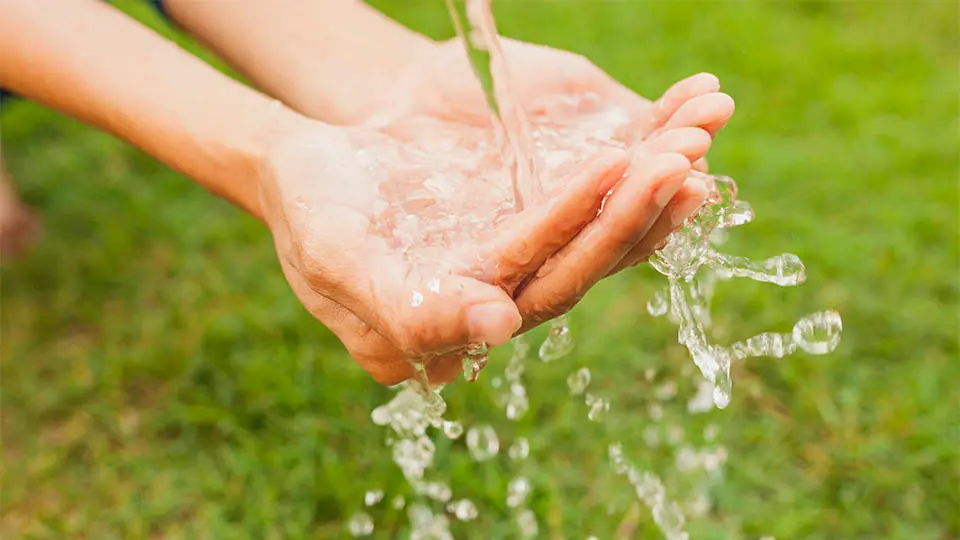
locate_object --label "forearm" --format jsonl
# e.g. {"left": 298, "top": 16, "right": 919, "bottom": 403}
{"left": 0, "top": 0, "right": 305, "bottom": 219}
{"left": 164, "top": 0, "right": 437, "bottom": 124}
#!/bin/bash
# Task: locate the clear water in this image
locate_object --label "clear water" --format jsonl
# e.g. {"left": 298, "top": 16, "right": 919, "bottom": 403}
{"left": 348, "top": 0, "right": 842, "bottom": 537}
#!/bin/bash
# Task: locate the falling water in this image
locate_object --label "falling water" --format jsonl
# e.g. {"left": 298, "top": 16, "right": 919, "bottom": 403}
{"left": 443, "top": 0, "right": 541, "bottom": 209}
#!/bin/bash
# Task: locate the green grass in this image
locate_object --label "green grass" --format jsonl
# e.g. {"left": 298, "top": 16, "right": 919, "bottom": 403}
{"left": 2, "top": 1, "right": 957, "bottom": 538}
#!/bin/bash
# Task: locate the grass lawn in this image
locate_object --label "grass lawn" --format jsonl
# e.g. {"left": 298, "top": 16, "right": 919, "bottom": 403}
{"left": 2, "top": 1, "right": 957, "bottom": 538}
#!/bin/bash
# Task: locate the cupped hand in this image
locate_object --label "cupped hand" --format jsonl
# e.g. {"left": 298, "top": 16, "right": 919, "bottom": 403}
{"left": 371, "top": 38, "right": 736, "bottom": 330}
{"left": 258, "top": 119, "right": 645, "bottom": 385}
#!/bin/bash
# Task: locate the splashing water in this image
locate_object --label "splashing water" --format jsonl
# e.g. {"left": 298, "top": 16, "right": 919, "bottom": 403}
{"left": 648, "top": 172, "right": 842, "bottom": 409}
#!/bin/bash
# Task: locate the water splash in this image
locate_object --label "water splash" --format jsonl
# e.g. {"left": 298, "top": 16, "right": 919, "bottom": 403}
{"left": 609, "top": 443, "right": 690, "bottom": 540}
{"left": 649, "top": 172, "right": 842, "bottom": 409}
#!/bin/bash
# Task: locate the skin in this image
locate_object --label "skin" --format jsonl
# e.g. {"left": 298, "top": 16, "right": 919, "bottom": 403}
{"left": 0, "top": 0, "right": 734, "bottom": 384}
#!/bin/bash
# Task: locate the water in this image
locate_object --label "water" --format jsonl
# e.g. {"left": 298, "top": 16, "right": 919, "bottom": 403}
{"left": 539, "top": 313, "right": 576, "bottom": 361}
{"left": 348, "top": 511, "right": 374, "bottom": 537}
{"left": 443, "top": 0, "right": 540, "bottom": 209}
{"left": 365, "top": 489, "right": 385, "bottom": 506}
{"left": 647, "top": 172, "right": 843, "bottom": 409}
{"left": 354, "top": 0, "right": 842, "bottom": 536}
{"left": 465, "top": 424, "right": 500, "bottom": 461}
{"left": 507, "top": 437, "right": 530, "bottom": 460}
{"left": 566, "top": 367, "right": 591, "bottom": 395}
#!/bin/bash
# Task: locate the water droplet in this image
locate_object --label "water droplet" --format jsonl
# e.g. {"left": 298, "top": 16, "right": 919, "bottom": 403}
{"left": 506, "top": 476, "right": 531, "bottom": 508}
{"left": 538, "top": 315, "right": 574, "bottom": 361}
{"left": 428, "top": 277, "right": 441, "bottom": 293}
{"left": 466, "top": 424, "right": 499, "bottom": 461}
{"left": 516, "top": 509, "right": 539, "bottom": 538}
{"left": 411, "top": 290, "right": 424, "bottom": 307}
{"left": 421, "top": 480, "right": 452, "bottom": 502}
{"left": 462, "top": 342, "right": 489, "bottom": 382}
{"left": 649, "top": 404, "right": 664, "bottom": 421}
{"left": 686, "top": 490, "right": 711, "bottom": 518}
{"left": 370, "top": 405, "right": 391, "bottom": 426}
{"left": 585, "top": 394, "right": 610, "bottom": 422}
{"left": 505, "top": 383, "right": 529, "bottom": 420}
{"left": 792, "top": 310, "right": 842, "bottom": 354}
{"left": 653, "top": 500, "right": 686, "bottom": 533}
{"left": 712, "top": 385, "right": 731, "bottom": 409}
{"left": 442, "top": 420, "right": 463, "bottom": 439}
{"left": 447, "top": 499, "right": 478, "bottom": 521}
{"left": 347, "top": 511, "right": 374, "bottom": 537}
{"left": 566, "top": 367, "right": 591, "bottom": 395}
{"left": 675, "top": 446, "right": 700, "bottom": 472}
{"left": 508, "top": 437, "right": 530, "bottom": 461}
{"left": 364, "top": 489, "right": 384, "bottom": 506}
{"left": 647, "top": 289, "right": 669, "bottom": 317}
{"left": 608, "top": 442, "right": 630, "bottom": 475}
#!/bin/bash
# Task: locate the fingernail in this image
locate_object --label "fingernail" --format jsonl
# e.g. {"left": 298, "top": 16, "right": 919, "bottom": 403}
{"left": 468, "top": 302, "right": 522, "bottom": 346}
{"left": 653, "top": 173, "right": 687, "bottom": 207}
{"left": 692, "top": 73, "right": 721, "bottom": 93}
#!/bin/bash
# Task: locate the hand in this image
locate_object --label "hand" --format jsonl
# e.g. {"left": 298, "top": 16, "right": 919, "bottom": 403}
{"left": 370, "top": 38, "right": 736, "bottom": 329}
{"left": 258, "top": 119, "right": 642, "bottom": 384}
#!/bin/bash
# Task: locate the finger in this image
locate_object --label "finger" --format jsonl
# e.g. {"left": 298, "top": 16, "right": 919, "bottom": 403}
{"left": 692, "top": 156, "right": 709, "bottom": 173}
{"left": 615, "top": 72, "right": 720, "bottom": 143}
{"left": 662, "top": 92, "right": 735, "bottom": 137}
{"left": 472, "top": 149, "right": 631, "bottom": 291}
{"left": 607, "top": 176, "right": 711, "bottom": 275}
{"left": 651, "top": 72, "right": 721, "bottom": 129}
{"left": 642, "top": 127, "right": 713, "bottom": 163}
{"left": 514, "top": 152, "right": 691, "bottom": 331}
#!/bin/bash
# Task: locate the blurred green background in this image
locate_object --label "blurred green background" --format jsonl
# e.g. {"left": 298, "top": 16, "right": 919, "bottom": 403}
{"left": 2, "top": 1, "right": 957, "bottom": 538}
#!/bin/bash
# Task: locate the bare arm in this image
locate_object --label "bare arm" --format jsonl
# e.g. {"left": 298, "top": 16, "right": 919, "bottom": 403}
{"left": 164, "top": 0, "right": 436, "bottom": 124}
{"left": 0, "top": 0, "right": 306, "bottom": 218}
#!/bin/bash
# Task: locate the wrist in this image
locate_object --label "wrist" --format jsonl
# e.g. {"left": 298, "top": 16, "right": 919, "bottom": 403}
{"left": 223, "top": 101, "right": 311, "bottom": 222}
